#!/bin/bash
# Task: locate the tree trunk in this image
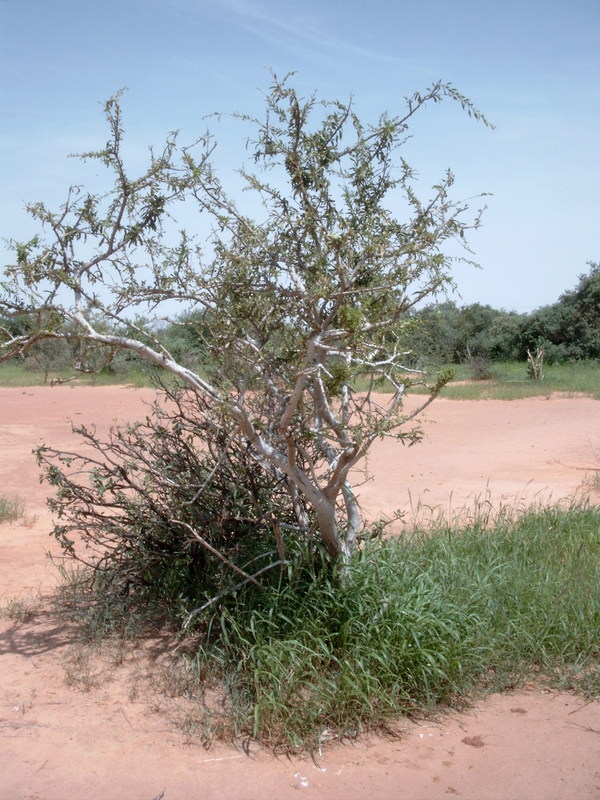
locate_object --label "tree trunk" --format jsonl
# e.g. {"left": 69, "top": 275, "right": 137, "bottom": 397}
{"left": 314, "top": 497, "right": 350, "bottom": 561}
{"left": 342, "top": 480, "right": 361, "bottom": 554}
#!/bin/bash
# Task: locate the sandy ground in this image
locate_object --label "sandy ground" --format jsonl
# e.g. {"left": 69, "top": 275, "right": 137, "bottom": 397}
{"left": 1, "top": 385, "right": 600, "bottom": 800}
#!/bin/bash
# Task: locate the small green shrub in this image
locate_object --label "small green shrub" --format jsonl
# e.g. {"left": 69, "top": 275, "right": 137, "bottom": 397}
{"left": 466, "top": 356, "right": 496, "bottom": 381}
{"left": 0, "top": 590, "right": 42, "bottom": 621}
{"left": 0, "top": 494, "right": 25, "bottom": 523}
{"left": 38, "top": 385, "right": 302, "bottom": 622}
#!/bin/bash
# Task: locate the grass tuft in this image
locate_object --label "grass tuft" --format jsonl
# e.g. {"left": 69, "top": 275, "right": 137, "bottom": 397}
{"left": 0, "top": 589, "right": 43, "bottom": 621}
{"left": 0, "top": 494, "right": 25, "bottom": 524}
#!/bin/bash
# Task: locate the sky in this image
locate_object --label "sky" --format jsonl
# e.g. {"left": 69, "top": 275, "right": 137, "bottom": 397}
{"left": 1, "top": 0, "right": 598, "bottom": 313}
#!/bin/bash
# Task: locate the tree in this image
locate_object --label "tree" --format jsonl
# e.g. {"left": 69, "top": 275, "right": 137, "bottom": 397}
{"left": 517, "top": 261, "right": 600, "bottom": 362}
{"left": 1, "top": 75, "right": 491, "bottom": 563}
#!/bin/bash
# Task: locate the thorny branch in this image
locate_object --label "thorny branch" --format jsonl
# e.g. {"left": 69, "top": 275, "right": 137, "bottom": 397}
{"left": 4, "top": 74, "right": 491, "bottom": 560}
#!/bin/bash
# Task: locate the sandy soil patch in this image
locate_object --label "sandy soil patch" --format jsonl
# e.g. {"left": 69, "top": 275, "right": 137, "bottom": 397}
{"left": 1, "top": 386, "right": 600, "bottom": 799}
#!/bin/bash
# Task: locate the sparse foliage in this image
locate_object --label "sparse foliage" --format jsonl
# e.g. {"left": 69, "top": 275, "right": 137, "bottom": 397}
{"left": 2, "top": 74, "right": 491, "bottom": 563}
{"left": 36, "top": 384, "right": 298, "bottom": 622}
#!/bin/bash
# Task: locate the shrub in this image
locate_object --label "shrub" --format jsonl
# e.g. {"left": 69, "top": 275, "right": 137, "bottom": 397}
{"left": 37, "top": 384, "right": 302, "bottom": 621}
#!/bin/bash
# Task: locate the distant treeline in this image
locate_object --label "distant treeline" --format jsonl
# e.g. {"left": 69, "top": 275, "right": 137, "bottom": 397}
{"left": 2, "top": 261, "right": 599, "bottom": 377}
{"left": 398, "top": 260, "right": 600, "bottom": 367}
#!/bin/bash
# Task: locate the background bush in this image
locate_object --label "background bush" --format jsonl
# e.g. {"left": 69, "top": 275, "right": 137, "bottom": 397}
{"left": 393, "top": 260, "right": 600, "bottom": 370}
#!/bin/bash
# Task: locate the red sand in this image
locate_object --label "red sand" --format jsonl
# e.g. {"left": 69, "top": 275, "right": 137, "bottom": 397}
{"left": 1, "top": 386, "right": 600, "bottom": 799}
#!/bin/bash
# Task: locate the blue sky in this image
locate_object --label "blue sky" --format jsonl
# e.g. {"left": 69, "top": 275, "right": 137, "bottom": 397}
{"left": 1, "top": 0, "right": 598, "bottom": 312}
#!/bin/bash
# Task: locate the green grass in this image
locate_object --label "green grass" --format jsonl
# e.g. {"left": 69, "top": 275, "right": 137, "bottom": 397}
{"left": 3, "top": 359, "right": 599, "bottom": 399}
{"left": 51, "top": 498, "right": 600, "bottom": 751}
{"left": 171, "top": 498, "right": 600, "bottom": 750}
{"left": 0, "top": 361, "right": 155, "bottom": 388}
{"left": 392, "top": 361, "right": 600, "bottom": 400}
{"left": 350, "top": 361, "right": 600, "bottom": 400}
{"left": 406, "top": 360, "right": 600, "bottom": 400}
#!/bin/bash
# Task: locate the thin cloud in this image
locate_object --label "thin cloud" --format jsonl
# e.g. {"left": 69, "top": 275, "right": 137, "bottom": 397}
{"left": 171, "top": 0, "right": 417, "bottom": 67}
